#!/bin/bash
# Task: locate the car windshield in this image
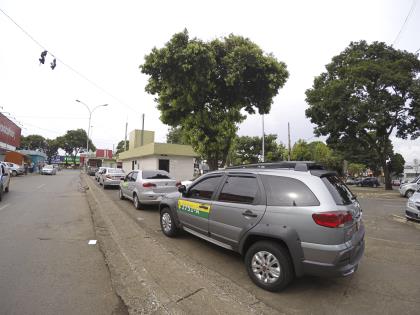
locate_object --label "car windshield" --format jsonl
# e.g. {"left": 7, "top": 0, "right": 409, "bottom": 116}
{"left": 142, "top": 170, "right": 172, "bottom": 179}
{"left": 321, "top": 175, "right": 355, "bottom": 205}
{"left": 44, "top": 165, "right": 53, "bottom": 169}
{"left": 410, "top": 176, "right": 420, "bottom": 183}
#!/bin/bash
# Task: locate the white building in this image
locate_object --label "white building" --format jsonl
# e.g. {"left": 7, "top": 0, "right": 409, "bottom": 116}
{"left": 118, "top": 130, "right": 198, "bottom": 181}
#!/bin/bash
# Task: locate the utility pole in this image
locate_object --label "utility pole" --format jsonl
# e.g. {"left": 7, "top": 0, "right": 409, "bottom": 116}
{"left": 262, "top": 115, "right": 265, "bottom": 163}
{"left": 124, "top": 120, "right": 128, "bottom": 151}
{"left": 288, "top": 122, "right": 291, "bottom": 161}
{"left": 141, "top": 113, "right": 145, "bottom": 146}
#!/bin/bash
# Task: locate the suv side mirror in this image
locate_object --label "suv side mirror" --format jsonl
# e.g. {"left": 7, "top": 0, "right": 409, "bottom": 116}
{"left": 178, "top": 185, "right": 187, "bottom": 194}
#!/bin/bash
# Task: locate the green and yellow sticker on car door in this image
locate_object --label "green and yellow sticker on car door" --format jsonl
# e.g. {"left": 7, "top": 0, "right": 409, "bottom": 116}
{"left": 178, "top": 200, "right": 211, "bottom": 219}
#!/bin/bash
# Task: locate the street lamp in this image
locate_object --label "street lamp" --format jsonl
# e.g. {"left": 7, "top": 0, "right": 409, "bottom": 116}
{"left": 75, "top": 99, "right": 108, "bottom": 157}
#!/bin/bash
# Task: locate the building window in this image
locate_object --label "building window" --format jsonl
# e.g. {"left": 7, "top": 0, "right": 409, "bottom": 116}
{"left": 159, "top": 159, "right": 170, "bottom": 173}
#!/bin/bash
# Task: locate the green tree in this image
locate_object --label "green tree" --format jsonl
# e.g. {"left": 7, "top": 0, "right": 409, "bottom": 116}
{"left": 291, "top": 140, "right": 312, "bottom": 161}
{"left": 388, "top": 153, "right": 405, "bottom": 177}
{"left": 232, "top": 134, "right": 286, "bottom": 165}
{"left": 56, "top": 129, "right": 95, "bottom": 165}
{"left": 305, "top": 41, "right": 420, "bottom": 189}
{"left": 141, "top": 30, "right": 289, "bottom": 170}
{"left": 115, "top": 140, "right": 129, "bottom": 155}
{"left": 19, "top": 134, "right": 47, "bottom": 151}
{"left": 45, "top": 139, "right": 59, "bottom": 164}
{"left": 347, "top": 163, "right": 366, "bottom": 177}
{"left": 166, "top": 126, "right": 191, "bottom": 145}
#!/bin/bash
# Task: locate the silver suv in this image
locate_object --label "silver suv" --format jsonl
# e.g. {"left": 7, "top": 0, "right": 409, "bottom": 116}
{"left": 159, "top": 162, "right": 365, "bottom": 291}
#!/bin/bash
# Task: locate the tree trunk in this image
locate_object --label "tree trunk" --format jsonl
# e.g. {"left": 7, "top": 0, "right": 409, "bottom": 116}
{"left": 382, "top": 160, "right": 392, "bottom": 190}
{"left": 207, "top": 159, "right": 218, "bottom": 171}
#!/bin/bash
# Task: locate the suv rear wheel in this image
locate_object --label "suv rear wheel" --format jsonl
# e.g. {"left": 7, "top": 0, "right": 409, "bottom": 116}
{"left": 245, "top": 241, "right": 294, "bottom": 292}
{"left": 160, "top": 207, "right": 178, "bottom": 237}
{"left": 119, "top": 188, "right": 125, "bottom": 200}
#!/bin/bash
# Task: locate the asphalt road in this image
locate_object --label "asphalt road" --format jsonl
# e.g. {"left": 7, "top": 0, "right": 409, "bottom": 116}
{"left": 0, "top": 171, "right": 126, "bottom": 315}
{"left": 94, "top": 176, "right": 420, "bottom": 315}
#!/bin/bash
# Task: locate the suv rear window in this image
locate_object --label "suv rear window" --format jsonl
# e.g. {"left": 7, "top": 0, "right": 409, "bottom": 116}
{"left": 142, "top": 170, "right": 171, "bottom": 179}
{"left": 321, "top": 175, "right": 354, "bottom": 205}
{"left": 262, "top": 175, "right": 320, "bottom": 206}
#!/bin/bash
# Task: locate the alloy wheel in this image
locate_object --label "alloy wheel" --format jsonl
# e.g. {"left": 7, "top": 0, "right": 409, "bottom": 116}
{"left": 251, "top": 251, "right": 281, "bottom": 284}
{"left": 161, "top": 212, "right": 172, "bottom": 233}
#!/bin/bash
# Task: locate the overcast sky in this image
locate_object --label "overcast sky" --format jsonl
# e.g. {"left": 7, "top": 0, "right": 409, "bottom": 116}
{"left": 1, "top": 0, "right": 419, "bottom": 163}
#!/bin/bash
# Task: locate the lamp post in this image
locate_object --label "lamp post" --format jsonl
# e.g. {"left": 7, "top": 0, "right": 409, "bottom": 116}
{"left": 75, "top": 99, "right": 108, "bottom": 164}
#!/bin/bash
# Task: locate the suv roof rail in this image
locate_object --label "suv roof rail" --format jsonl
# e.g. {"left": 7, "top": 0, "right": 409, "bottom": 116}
{"left": 226, "top": 161, "right": 325, "bottom": 172}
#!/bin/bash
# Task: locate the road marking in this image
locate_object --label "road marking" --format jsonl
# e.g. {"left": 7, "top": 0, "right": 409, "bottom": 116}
{"left": 0, "top": 204, "right": 10, "bottom": 211}
{"left": 88, "top": 240, "right": 97, "bottom": 245}
{"left": 391, "top": 214, "right": 420, "bottom": 230}
{"left": 37, "top": 184, "right": 45, "bottom": 189}
{"left": 137, "top": 217, "right": 144, "bottom": 221}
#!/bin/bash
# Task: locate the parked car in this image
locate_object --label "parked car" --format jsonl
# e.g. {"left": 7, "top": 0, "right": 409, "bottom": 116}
{"left": 345, "top": 177, "right": 357, "bottom": 185}
{"left": 4, "top": 162, "right": 24, "bottom": 176}
{"left": 99, "top": 168, "right": 125, "bottom": 189}
{"left": 158, "top": 162, "right": 364, "bottom": 292}
{"left": 0, "top": 162, "right": 11, "bottom": 200}
{"left": 399, "top": 175, "right": 420, "bottom": 198}
{"left": 87, "top": 166, "right": 98, "bottom": 176}
{"left": 391, "top": 179, "right": 401, "bottom": 186}
{"left": 119, "top": 170, "right": 178, "bottom": 208}
{"left": 95, "top": 167, "right": 107, "bottom": 181}
{"left": 405, "top": 188, "right": 420, "bottom": 221}
{"left": 41, "top": 164, "right": 57, "bottom": 175}
{"left": 355, "top": 177, "right": 380, "bottom": 187}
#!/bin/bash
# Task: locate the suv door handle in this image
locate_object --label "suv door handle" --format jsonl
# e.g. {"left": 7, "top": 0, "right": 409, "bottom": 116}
{"left": 242, "top": 210, "right": 258, "bottom": 218}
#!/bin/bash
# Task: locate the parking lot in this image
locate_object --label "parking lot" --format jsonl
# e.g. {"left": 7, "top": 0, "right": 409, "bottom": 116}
{"left": 88, "top": 176, "right": 420, "bottom": 314}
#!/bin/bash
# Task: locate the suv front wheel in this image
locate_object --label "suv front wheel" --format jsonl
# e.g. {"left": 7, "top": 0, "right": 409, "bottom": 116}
{"left": 244, "top": 241, "right": 294, "bottom": 292}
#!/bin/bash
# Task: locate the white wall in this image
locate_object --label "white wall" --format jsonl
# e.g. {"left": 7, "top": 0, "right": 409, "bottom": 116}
{"left": 165, "top": 155, "right": 194, "bottom": 181}
{"left": 121, "top": 155, "right": 194, "bottom": 181}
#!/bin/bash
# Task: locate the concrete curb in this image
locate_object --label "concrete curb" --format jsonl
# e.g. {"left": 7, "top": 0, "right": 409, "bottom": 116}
{"left": 81, "top": 174, "right": 281, "bottom": 315}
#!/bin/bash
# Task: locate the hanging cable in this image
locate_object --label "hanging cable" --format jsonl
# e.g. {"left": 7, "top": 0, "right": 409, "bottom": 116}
{"left": 393, "top": 0, "right": 417, "bottom": 46}
{"left": 0, "top": 7, "right": 140, "bottom": 114}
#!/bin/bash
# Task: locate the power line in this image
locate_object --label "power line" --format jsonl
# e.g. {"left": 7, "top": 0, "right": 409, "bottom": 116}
{"left": 0, "top": 7, "right": 140, "bottom": 114}
{"left": 393, "top": 0, "right": 417, "bottom": 46}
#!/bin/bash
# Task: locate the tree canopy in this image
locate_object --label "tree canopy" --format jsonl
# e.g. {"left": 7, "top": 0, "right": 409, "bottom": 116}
{"left": 19, "top": 134, "right": 47, "bottom": 151}
{"left": 305, "top": 41, "right": 420, "bottom": 189}
{"left": 115, "top": 140, "right": 129, "bottom": 155}
{"left": 56, "top": 129, "right": 95, "bottom": 164}
{"left": 231, "top": 134, "right": 286, "bottom": 165}
{"left": 141, "top": 29, "right": 289, "bottom": 170}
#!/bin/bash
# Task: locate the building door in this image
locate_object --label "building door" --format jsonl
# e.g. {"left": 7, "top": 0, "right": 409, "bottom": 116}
{"left": 159, "top": 159, "right": 170, "bottom": 173}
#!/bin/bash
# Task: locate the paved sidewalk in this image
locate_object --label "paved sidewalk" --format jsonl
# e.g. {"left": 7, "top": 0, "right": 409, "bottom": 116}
{"left": 82, "top": 174, "right": 279, "bottom": 315}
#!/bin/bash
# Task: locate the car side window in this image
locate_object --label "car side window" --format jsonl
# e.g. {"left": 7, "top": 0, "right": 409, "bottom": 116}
{"left": 262, "top": 175, "right": 320, "bottom": 207}
{"left": 187, "top": 175, "right": 223, "bottom": 200}
{"left": 131, "top": 172, "right": 138, "bottom": 181}
{"left": 217, "top": 176, "right": 258, "bottom": 204}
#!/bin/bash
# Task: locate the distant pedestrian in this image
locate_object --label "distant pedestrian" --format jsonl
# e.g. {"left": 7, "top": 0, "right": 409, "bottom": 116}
{"left": 24, "top": 163, "right": 28, "bottom": 175}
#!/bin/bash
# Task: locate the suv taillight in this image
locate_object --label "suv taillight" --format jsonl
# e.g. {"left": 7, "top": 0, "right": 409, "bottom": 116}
{"left": 143, "top": 182, "right": 156, "bottom": 188}
{"left": 312, "top": 211, "right": 353, "bottom": 228}
{"left": 176, "top": 181, "right": 181, "bottom": 187}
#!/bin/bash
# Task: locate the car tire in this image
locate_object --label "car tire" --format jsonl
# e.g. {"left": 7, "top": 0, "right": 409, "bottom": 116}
{"left": 5, "top": 185, "right": 9, "bottom": 193}
{"left": 0, "top": 186, "right": 3, "bottom": 201}
{"left": 119, "top": 188, "right": 125, "bottom": 200}
{"left": 12, "top": 170, "right": 17, "bottom": 177}
{"left": 133, "top": 194, "right": 141, "bottom": 210}
{"left": 406, "top": 190, "right": 414, "bottom": 198}
{"left": 160, "top": 207, "right": 178, "bottom": 237}
{"left": 245, "top": 241, "right": 294, "bottom": 292}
